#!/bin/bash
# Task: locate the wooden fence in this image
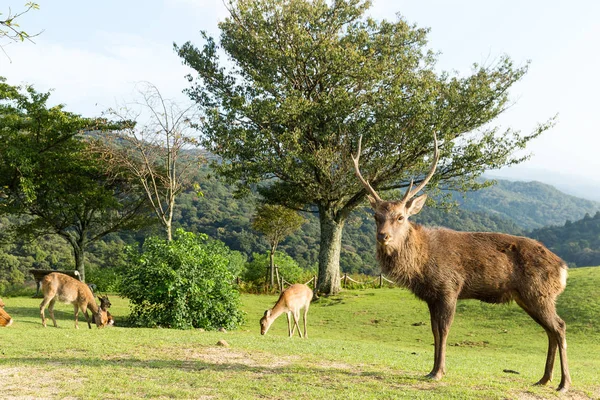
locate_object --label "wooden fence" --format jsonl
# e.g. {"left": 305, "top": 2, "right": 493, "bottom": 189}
{"left": 273, "top": 267, "right": 396, "bottom": 293}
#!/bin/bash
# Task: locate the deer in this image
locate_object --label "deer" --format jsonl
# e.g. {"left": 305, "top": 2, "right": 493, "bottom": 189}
{"left": 0, "top": 297, "right": 13, "bottom": 327}
{"left": 40, "top": 272, "right": 108, "bottom": 329}
{"left": 352, "top": 133, "right": 571, "bottom": 392}
{"left": 260, "top": 283, "right": 313, "bottom": 338}
{"left": 97, "top": 295, "right": 114, "bottom": 327}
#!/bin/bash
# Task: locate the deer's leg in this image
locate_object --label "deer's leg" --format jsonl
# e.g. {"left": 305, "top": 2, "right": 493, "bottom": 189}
{"left": 427, "top": 299, "right": 456, "bottom": 380}
{"left": 40, "top": 297, "right": 53, "bottom": 327}
{"left": 73, "top": 304, "right": 80, "bottom": 329}
{"left": 554, "top": 316, "right": 571, "bottom": 393}
{"left": 537, "top": 330, "right": 558, "bottom": 386}
{"left": 292, "top": 310, "right": 302, "bottom": 338}
{"left": 82, "top": 306, "right": 92, "bottom": 329}
{"left": 286, "top": 311, "right": 294, "bottom": 337}
{"left": 517, "top": 297, "right": 571, "bottom": 392}
{"left": 48, "top": 298, "right": 58, "bottom": 327}
{"left": 427, "top": 302, "right": 440, "bottom": 377}
{"left": 302, "top": 305, "right": 309, "bottom": 338}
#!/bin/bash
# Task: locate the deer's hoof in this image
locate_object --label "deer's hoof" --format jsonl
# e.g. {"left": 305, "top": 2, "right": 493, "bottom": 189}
{"left": 534, "top": 377, "right": 551, "bottom": 386}
{"left": 556, "top": 382, "right": 570, "bottom": 393}
{"left": 425, "top": 372, "right": 443, "bottom": 381}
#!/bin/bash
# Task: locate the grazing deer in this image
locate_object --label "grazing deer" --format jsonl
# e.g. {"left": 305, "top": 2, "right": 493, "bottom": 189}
{"left": 352, "top": 134, "right": 571, "bottom": 392}
{"left": 260, "top": 284, "right": 313, "bottom": 338}
{"left": 94, "top": 295, "right": 114, "bottom": 327}
{"left": 0, "top": 298, "right": 13, "bottom": 327}
{"left": 40, "top": 272, "right": 106, "bottom": 329}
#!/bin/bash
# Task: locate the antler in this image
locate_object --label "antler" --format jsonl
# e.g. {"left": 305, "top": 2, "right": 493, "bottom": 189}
{"left": 400, "top": 132, "right": 439, "bottom": 203}
{"left": 351, "top": 135, "right": 383, "bottom": 203}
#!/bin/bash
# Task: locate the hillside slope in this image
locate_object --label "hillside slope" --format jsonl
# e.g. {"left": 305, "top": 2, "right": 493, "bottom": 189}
{"left": 455, "top": 179, "right": 600, "bottom": 230}
{"left": 529, "top": 211, "right": 600, "bottom": 267}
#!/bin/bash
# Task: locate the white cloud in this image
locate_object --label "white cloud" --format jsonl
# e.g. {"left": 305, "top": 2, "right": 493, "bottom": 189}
{"left": 1, "top": 32, "right": 194, "bottom": 116}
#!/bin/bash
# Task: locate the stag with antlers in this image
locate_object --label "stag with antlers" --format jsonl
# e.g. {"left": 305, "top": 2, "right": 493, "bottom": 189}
{"left": 352, "top": 134, "right": 571, "bottom": 392}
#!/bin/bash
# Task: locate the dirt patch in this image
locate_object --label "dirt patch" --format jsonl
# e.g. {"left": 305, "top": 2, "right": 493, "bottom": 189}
{"left": 512, "top": 388, "right": 596, "bottom": 400}
{"left": 0, "top": 367, "right": 81, "bottom": 399}
{"left": 183, "top": 346, "right": 298, "bottom": 369}
{"left": 449, "top": 340, "right": 489, "bottom": 347}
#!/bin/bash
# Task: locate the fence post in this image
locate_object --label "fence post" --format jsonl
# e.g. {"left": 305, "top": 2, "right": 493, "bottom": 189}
{"left": 379, "top": 273, "right": 383, "bottom": 288}
{"left": 343, "top": 273, "right": 348, "bottom": 288}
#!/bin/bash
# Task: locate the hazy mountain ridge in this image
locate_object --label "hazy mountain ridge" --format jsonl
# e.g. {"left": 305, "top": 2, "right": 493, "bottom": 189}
{"left": 454, "top": 179, "right": 600, "bottom": 231}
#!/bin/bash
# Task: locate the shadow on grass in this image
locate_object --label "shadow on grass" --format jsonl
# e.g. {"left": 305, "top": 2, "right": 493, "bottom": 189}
{"left": 0, "top": 355, "right": 430, "bottom": 387}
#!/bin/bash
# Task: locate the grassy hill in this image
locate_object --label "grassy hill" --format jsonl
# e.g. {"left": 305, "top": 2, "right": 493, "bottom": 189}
{"left": 1, "top": 266, "right": 599, "bottom": 399}
{"left": 455, "top": 179, "right": 600, "bottom": 230}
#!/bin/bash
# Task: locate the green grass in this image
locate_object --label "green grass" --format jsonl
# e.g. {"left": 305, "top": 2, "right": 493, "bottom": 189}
{"left": 1, "top": 267, "right": 599, "bottom": 399}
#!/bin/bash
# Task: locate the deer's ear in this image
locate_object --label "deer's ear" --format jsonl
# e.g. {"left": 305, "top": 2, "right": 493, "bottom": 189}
{"left": 367, "top": 195, "right": 378, "bottom": 208}
{"left": 405, "top": 194, "right": 427, "bottom": 216}
{"left": 264, "top": 310, "right": 271, "bottom": 318}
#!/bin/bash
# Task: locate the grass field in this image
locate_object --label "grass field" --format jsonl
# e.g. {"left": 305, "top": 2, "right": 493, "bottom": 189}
{"left": 1, "top": 267, "right": 599, "bottom": 399}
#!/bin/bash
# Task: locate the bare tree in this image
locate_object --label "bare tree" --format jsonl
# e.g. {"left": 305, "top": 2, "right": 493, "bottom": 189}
{"left": 95, "top": 82, "right": 203, "bottom": 241}
{"left": 353, "top": 134, "right": 571, "bottom": 392}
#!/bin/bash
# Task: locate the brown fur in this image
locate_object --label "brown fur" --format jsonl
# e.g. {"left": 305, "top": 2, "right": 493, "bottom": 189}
{"left": 39, "top": 272, "right": 105, "bottom": 329}
{"left": 370, "top": 197, "right": 571, "bottom": 392}
{"left": 94, "top": 295, "right": 114, "bottom": 328}
{"left": 0, "top": 297, "right": 13, "bottom": 327}
{"left": 260, "top": 283, "right": 313, "bottom": 338}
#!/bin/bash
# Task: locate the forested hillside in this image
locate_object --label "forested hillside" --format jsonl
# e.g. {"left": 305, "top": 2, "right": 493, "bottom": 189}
{"left": 2, "top": 169, "right": 597, "bottom": 292}
{"left": 529, "top": 212, "right": 600, "bottom": 267}
{"left": 454, "top": 179, "right": 600, "bottom": 230}
{"left": 171, "top": 170, "right": 524, "bottom": 275}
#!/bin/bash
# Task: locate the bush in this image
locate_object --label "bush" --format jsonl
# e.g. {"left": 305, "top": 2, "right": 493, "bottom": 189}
{"left": 85, "top": 267, "right": 122, "bottom": 293}
{"left": 119, "top": 229, "right": 245, "bottom": 330}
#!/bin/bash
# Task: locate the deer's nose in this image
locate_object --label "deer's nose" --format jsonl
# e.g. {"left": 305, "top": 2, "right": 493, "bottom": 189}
{"left": 377, "top": 233, "right": 390, "bottom": 243}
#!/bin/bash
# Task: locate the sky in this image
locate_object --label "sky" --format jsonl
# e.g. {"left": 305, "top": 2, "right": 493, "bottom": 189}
{"left": 1, "top": 0, "right": 599, "bottom": 199}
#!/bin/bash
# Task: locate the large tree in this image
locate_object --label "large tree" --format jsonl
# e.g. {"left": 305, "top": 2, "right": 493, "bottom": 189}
{"left": 176, "top": 0, "right": 552, "bottom": 294}
{"left": 0, "top": 78, "right": 151, "bottom": 282}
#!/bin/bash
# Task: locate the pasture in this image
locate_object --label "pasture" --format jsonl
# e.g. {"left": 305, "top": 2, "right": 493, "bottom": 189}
{"left": 1, "top": 267, "right": 599, "bottom": 399}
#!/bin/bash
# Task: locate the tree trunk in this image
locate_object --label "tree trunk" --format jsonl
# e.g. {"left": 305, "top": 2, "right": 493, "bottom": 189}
{"left": 269, "top": 246, "right": 275, "bottom": 288}
{"left": 166, "top": 222, "right": 172, "bottom": 242}
{"left": 317, "top": 205, "right": 343, "bottom": 295}
{"left": 73, "top": 243, "right": 86, "bottom": 283}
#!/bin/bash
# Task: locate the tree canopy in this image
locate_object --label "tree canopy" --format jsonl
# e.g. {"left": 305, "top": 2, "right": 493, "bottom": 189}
{"left": 0, "top": 78, "right": 151, "bottom": 281}
{"left": 176, "top": 0, "right": 552, "bottom": 294}
{"left": 252, "top": 203, "right": 305, "bottom": 287}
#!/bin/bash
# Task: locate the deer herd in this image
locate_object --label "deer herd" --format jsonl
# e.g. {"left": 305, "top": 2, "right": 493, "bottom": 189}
{"left": 0, "top": 134, "right": 573, "bottom": 392}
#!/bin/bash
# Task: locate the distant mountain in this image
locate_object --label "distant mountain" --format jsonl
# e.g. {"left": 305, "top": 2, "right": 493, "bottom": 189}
{"left": 529, "top": 212, "right": 600, "bottom": 267}
{"left": 486, "top": 168, "right": 600, "bottom": 202}
{"left": 454, "top": 179, "right": 600, "bottom": 230}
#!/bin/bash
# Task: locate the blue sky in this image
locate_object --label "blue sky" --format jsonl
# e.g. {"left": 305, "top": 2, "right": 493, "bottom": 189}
{"left": 2, "top": 0, "right": 599, "bottom": 195}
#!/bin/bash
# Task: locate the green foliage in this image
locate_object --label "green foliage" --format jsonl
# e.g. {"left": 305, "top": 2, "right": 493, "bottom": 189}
{"left": 0, "top": 3, "right": 40, "bottom": 47}
{"left": 0, "top": 77, "right": 152, "bottom": 281}
{"left": 530, "top": 211, "right": 600, "bottom": 267}
{"left": 252, "top": 204, "right": 305, "bottom": 250}
{"left": 243, "top": 250, "right": 311, "bottom": 288}
{"left": 119, "top": 229, "right": 245, "bottom": 330}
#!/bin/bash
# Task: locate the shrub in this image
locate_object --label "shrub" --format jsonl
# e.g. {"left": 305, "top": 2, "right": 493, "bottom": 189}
{"left": 85, "top": 267, "right": 122, "bottom": 293}
{"left": 119, "top": 229, "right": 245, "bottom": 330}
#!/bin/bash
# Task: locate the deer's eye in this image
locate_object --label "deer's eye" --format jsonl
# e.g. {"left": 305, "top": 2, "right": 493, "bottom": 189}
{"left": 397, "top": 215, "right": 405, "bottom": 222}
